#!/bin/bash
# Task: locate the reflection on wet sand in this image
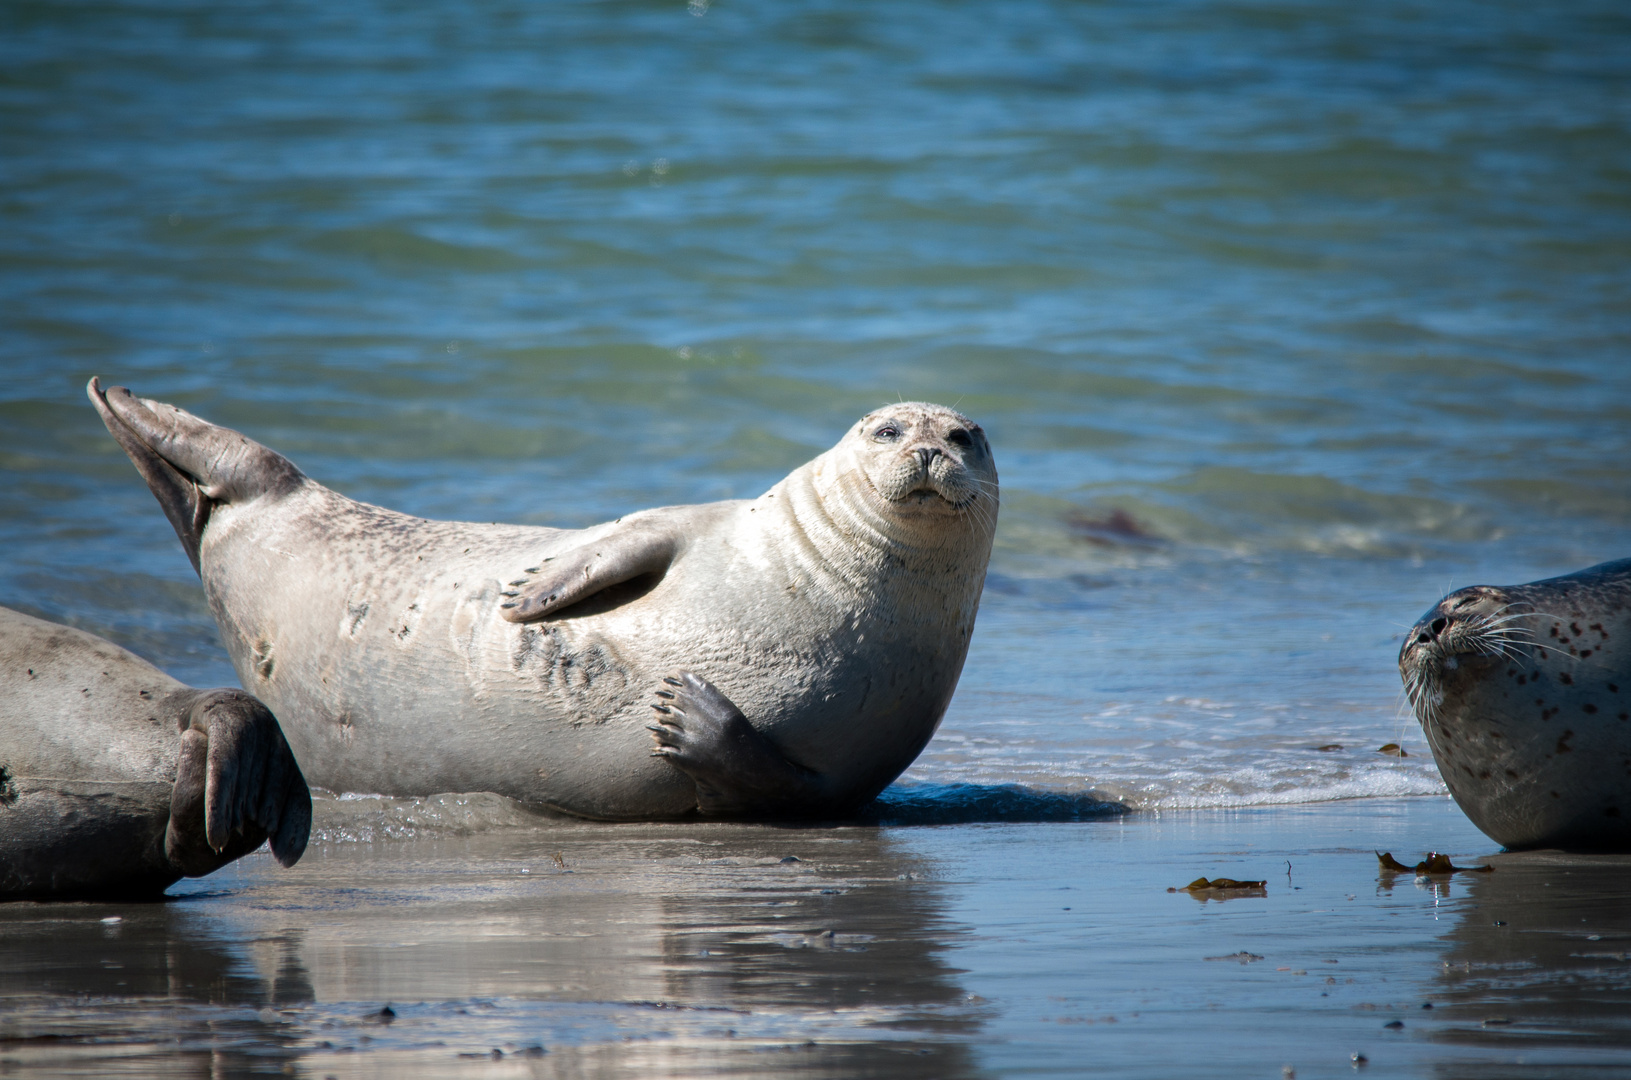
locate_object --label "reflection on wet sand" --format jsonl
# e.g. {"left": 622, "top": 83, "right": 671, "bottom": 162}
{"left": 0, "top": 821, "right": 985, "bottom": 1079}
{"left": 1428, "top": 851, "right": 1631, "bottom": 1060}
{"left": 0, "top": 901, "right": 309, "bottom": 1076}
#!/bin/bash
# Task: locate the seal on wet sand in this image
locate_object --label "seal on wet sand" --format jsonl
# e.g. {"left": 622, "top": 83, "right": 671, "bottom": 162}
{"left": 0, "top": 606, "right": 310, "bottom": 899}
{"left": 89, "top": 379, "right": 998, "bottom": 821}
{"left": 1400, "top": 558, "right": 1631, "bottom": 850}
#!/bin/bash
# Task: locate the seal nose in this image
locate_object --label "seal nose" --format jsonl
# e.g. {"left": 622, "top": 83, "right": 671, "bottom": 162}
{"left": 1416, "top": 617, "right": 1449, "bottom": 645}
{"left": 914, "top": 446, "right": 941, "bottom": 471}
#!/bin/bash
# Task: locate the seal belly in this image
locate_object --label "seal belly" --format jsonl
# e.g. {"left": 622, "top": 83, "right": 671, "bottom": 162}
{"left": 202, "top": 490, "right": 693, "bottom": 812}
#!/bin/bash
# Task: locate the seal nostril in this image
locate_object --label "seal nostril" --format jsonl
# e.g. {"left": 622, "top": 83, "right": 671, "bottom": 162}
{"left": 1417, "top": 633, "right": 1432, "bottom": 644}
{"left": 1430, "top": 618, "right": 1447, "bottom": 635}
{"left": 914, "top": 446, "right": 941, "bottom": 468}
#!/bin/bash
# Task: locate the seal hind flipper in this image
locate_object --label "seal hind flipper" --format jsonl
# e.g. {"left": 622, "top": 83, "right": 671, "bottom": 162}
{"left": 88, "top": 378, "right": 304, "bottom": 573}
{"left": 88, "top": 377, "right": 211, "bottom": 572}
{"left": 647, "top": 672, "right": 831, "bottom": 817}
{"left": 500, "top": 517, "right": 680, "bottom": 622}
{"left": 165, "top": 688, "right": 312, "bottom": 874}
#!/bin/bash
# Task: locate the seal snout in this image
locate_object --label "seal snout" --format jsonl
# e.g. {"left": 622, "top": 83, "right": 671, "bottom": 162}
{"left": 1400, "top": 586, "right": 1534, "bottom": 724}
{"left": 1411, "top": 614, "right": 1451, "bottom": 649}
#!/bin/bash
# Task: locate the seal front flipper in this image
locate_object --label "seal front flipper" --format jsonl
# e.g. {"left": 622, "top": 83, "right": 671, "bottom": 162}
{"left": 647, "top": 672, "right": 829, "bottom": 818}
{"left": 500, "top": 514, "right": 680, "bottom": 622}
{"left": 164, "top": 689, "right": 312, "bottom": 876}
{"left": 88, "top": 377, "right": 305, "bottom": 574}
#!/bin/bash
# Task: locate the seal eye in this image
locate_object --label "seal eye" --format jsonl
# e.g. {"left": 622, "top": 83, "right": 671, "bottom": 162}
{"left": 947, "top": 429, "right": 972, "bottom": 448}
{"left": 873, "top": 424, "right": 901, "bottom": 441}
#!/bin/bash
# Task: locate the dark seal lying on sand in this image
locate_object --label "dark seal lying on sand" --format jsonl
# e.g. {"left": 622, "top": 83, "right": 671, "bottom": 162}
{"left": 1400, "top": 558, "right": 1631, "bottom": 850}
{"left": 89, "top": 379, "right": 998, "bottom": 821}
{"left": 0, "top": 607, "right": 310, "bottom": 899}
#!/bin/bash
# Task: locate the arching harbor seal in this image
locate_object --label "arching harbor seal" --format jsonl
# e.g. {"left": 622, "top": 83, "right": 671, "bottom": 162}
{"left": 1400, "top": 558, "right": 1631, "bottom": 850}
{"left": 88, "top": 379, "right": 998, "bottom": 820}
{"left": 1, "top": 606, "right": 310, "bottom": 899}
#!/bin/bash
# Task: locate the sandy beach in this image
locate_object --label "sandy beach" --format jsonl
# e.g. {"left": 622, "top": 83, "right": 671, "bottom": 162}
{"left": 4, "top": 794, "right": 1629, "bottom": 1079}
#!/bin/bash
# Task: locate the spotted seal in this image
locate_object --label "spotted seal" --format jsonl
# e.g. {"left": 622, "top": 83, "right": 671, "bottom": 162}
{"left": 1400, "top": 558, "right": 1631, "bottom": 850}
{"left": 89, "top": 379, "right": 997, "bottom": 820}
{"left": 1, "top": 606, "right": 310, "bottom": 899}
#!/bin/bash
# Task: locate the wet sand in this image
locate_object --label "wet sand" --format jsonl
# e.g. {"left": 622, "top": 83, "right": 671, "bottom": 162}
{"left": 3, "top": 796, "right": 1630, "bottom": 1079}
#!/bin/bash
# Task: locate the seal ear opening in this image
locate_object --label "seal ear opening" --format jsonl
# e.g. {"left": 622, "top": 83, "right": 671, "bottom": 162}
{"left": 87, "top": 377, "right": 211, "bottom": 575}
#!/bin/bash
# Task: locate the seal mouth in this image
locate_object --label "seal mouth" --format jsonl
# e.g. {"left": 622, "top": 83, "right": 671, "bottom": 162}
{"left": 887, "top": 478, "right": 985, "bottom": 514}
{"left": 900, "top": 481, "right": 972, "bottom": 506}
{"left": 875, "top": 445, "right": 987, "bottom": 512}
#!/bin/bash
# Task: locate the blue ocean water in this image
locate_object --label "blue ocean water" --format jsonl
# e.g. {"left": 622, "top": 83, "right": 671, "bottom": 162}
{"left": 3, "top": 0, "right": 1629, "bottom": 809}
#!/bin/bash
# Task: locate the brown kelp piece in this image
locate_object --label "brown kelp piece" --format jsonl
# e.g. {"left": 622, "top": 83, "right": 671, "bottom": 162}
{"left": 1376, "top": 743, "right": 1409, "bottom": 757}
{"left": 1169, "top": 876, "right": 1268, "bottom": 895}
{"left": 1376, "top": 851, "right": 1492, "bottom": 875}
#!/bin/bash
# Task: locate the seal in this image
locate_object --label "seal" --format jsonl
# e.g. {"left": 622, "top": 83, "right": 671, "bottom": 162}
{"left": 1400, "top": 558, "right": 1631, "bottom": 850}
{"left": 0, "top": 606, "right": 311, "bottom": 899}
{"left": 88, "top": 379, "right": 998, "bottom": 820}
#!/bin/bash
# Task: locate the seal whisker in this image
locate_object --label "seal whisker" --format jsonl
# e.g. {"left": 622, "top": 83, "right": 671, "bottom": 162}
{"left": 960, "top": 496, "right": 997, "bottom": 537}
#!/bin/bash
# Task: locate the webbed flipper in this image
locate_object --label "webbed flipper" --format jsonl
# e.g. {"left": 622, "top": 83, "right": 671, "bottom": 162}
{"left": 88, "top": 378, "right": 304, "bottom": 574}
{"left": 499, "top": 517, "right": 679, "bottom": 622}
{"left": 164, "top": 689, "right": 312, "bottom": 876}
{"left": 647, "top": 672, "right": 828, "bottom": 818}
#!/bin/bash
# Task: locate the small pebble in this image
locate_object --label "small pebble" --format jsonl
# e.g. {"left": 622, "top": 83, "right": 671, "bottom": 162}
{"left": 101, "top": 916, "right": 122, "bottom": 925}
{"left": 1383, "top": 1020, "right": 1403, "bottom": 1030}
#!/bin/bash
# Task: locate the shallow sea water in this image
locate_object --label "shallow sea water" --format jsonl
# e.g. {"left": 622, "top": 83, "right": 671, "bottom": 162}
{"left": 3, "top": 0, "right": 1630, "bottom": 807}
{"left": 3, "top": 0, "right": 1631, "bottom": 1074}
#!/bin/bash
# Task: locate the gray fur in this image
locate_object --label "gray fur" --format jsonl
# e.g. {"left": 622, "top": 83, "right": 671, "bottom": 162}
{"left": 90, "top": 380, "right": 998, "bottom": 820}
{"left": 0, "top": 607, "right": 312, "bottom": 898}
{"left": 1401, "top": 558, "right": 1631, "bottom": 850}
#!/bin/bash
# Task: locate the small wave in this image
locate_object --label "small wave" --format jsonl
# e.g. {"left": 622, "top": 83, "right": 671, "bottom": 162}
{"left": 1122, "top": 768, "right": 1447, "bottom": 811}
{"left": 308, "top": 791, "right": 562, "bottom": 844}
{"left": 860, "top": 782, "right": 1127, "bottom": 825}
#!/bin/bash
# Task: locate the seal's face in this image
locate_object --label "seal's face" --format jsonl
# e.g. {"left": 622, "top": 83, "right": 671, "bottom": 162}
{"left": 846, "top": 403, "right": 996, "bottom": 516}
{"left": 1399, "top": 585, "right": 1522, "bottom": 727}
